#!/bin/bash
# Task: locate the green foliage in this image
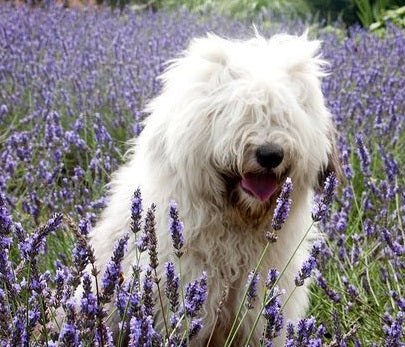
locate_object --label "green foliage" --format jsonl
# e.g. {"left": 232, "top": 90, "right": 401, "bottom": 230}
{"left": 354, "top": 0, "right": 403, "bottom": 27}
{"left": 305, "top": 0, "right": 358, "bottom": 25}
{"left": 290, "top": 0, "right": 404, "bottom": 26}
{"left": 370, "top": 5, "right": 405, "bottom": 32}
{"left": 130, "top": 0, "right": 311, "bottom": 20}
{"left": 215, "top": 0, "right": 311, "bottom": 20}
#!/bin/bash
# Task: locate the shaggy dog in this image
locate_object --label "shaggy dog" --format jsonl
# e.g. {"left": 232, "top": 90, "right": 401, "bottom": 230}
{"left": 90, "top": 32, "right": 340, "bottom": 346}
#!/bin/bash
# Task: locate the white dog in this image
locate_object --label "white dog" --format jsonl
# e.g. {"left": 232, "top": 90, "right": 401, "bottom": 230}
{"left": 90, "top": 32, "right": 339, "bottom": 346}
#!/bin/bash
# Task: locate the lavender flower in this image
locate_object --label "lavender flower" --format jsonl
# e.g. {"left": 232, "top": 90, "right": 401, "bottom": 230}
{"left": 0, "top": 104, "right": 8, "bottom": 118}
{"left": 355, "top": 134, "right": 371, "bottom": 176}
{"left": 165, "top": 261, "right": 180, "bottom": 313}
{"left": 184, "top": 272, "right": 208, "bottom": 318}
{"left": 188, "top": 318, "right": 203, "bottom": 340}
{"left": 101, "top": 234, "right": 129, "bottom": 303}
{"left": 390, "top": 291, "right": 405, "bottom": 311}
{"left": 285, "top": 321, "right": 296, "bottom": 347}
{"left": 378, "top": 144, "right": 399, "bottom": 182}
{"left": 0, "top": 194, "right": 12, "bottom": 234}
{"left": 342, "top": 277, "right": 360, "bottom": 301}
{"left": 129, "top": 316, "right": 143, "bottom": 346}
{"left": 0, "top": 289, "right": 11, "bottom": 339}
{"left": 142, "top": 267, "right": 155, "bottom": 317}
{"left": 128, "top": 315, "right": 161, "bottom": 347}
{"left": 295, "top": 241, "right": 322, "bottom": 286}
{"left": 332, "top": 309, "right": 346, "bottom": 347}
{"left": 131, "top": 188, "right": 143, "bottom": 235}
{"left": 295, "top": 257, "right": 317, "bottom": 287}
{"left": 137, "top": 227, "right": 149, "bottom": 253}
{"left": 11, "top": 309, "right": 27, "bottom": 346}
{"left": 20, "top": 213, "right": 63, "bottom": 261}
{"left": 78, "top": 218, "right": 91, "bottom": 236}
{"left": 266, "top": 268, "right": 279, "bottom": 290}
{"left": 60, "top": 298, "right": 79, "bottom": 347}
{"left": 169, "top": 200, "right": 185, "bottom": 257}
{"left": 350, "top": 233, "right": 362, "bottom": 267}
{"left": 80, "top": 272, "right": 98, "bottom": 322}
{"left": 341, "top": 149, "right": 353, "bottom": 180}
{"left": 381, "top": 228, "right": 404, "bottom": 256}
{"left": 60, "top": 323, "right": 79, "bottom": 347}
{"left": 284, "top": 317, "right": 326, "bottom": 347}
{"left": 312, "top": 172, "right": 338, "bottom": 222}
{"left": 245, "top": 270, "right": 260, "bottom": 309}
{"left": 296, "top": 316, "right": 317, "bottom": 346}
{"left": 314, "top": 270, "right": 341, "bottom": 303}
{"left": 271, "top": 177, "right": 293, "bottom": 231}
{"left": 95, "top": 323, "right": 114, "bottom": 347}
{"left": 383, "top": 311, "right": 403, "bottom": 347}
{"left": 262, "top": 287, "right": 284, "bottom": 343}
{"left": 144, "top": 204, "right": 159, "bottom": 270}
{"left": 72, "top": 240, "right": 89, "bottom": 276}
{"left": 116, "top": 281, "right": 131, "bottom": 318}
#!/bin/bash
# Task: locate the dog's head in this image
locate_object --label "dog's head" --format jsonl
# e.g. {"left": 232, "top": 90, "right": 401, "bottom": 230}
{"left": 145, "top": 32, "right": 341, "bottom": 222}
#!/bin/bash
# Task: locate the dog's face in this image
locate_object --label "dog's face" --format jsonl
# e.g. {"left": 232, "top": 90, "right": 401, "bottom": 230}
{"left": 147, "top": 33, "right": 340, "bottom": 222}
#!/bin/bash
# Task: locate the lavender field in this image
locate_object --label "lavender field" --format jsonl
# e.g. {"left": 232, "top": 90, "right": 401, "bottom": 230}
{"left": 0, "top": 3, "right": 404, "bottom": 346}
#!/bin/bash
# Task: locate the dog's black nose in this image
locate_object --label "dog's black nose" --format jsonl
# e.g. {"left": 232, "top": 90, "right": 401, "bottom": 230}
{"left": 256, "top": 144, "right": 284, "bottom": 169}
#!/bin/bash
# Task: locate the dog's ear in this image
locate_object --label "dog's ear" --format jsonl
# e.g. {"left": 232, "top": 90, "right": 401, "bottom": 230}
{"left": 188, "top": 34, "right": 230, "bottom": 67}
{"left": 317, "top": 123, "right": 344, "bottom": 190}
{"left": 272, "top": 32, "right": 328, "bottom": 78}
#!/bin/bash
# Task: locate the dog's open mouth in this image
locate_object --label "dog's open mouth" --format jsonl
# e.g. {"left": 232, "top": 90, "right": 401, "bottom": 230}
{"left": 240, "top": 172, "right": 279, "bottom": 202}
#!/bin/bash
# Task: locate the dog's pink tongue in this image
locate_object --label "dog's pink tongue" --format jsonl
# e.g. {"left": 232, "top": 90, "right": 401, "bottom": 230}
{"left": 241, "top": 173, "right": 278, "bottom": 202}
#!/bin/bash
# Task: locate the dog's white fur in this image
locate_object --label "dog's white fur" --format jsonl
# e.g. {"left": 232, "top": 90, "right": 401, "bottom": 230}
{"left": 90, "top": 32, "right": 338, "bottom": 346}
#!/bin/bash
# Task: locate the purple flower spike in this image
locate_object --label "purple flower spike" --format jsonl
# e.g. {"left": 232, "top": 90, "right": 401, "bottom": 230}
{"left": 245, "top": 270, "right": 260, "bottom": 309}
{"left": 271, "top": 177, "right": 293, "bottom": 232}
{"left": 390, "top": 291, "right": 405, "bottom": 311}
{"left": 136, "top": 231, "right": 149, "bottom": 253}
{"left": 296, "top": 316, "right": 317, "bottom": 345}
{"left": 285, "top": 321, "right": 295, "bottom": 346}
{"left": 184, "top": 272, "right": 208, "bottom": 318}
{"left": 80, "top": 272, "right": 98, "bottom": 319}
{"left": 378, "top": 144, "right": 399, "bottom": 182}
{"left": 266, "top": 268, "right": 279, "bottom": 290}
{"left": 295, "top": 241, "right": 322, "bottom": 286}
{"left": 188, "top": 318, "right": 203, "bottom": 340}
{"left": 131, "top": 188, "right": 143, "bottom": 235}
{"left": 262, "top": 288, "right": 284, "bottom": 343}
{"left": 332, "top": 309, "right": 346, "bottom": 346}
{"left": 355, "top": 134, "right": 371, "bottom": 176}
{"left": 0, "top": 234, "right": 17, "bottom": 300}
{"left": 20, "top": 213, "right": 63, "bottom": 261}
{"left": 381, "top": 228, "right": 405, "bottom": 257}
{"left": 169, "top": 200, "right": 185, "bottom": 257}
{"left": 314, "top": 270, "right": 341, "bottom": 303}
{"left": 128, "top": 315, "right": 161, "bottom": 347}
{"left": 100, "top": 234, "right": 129, "bottom": 304}
{"left": 0, "top": 194, "right": 13, "bottom": 235}
{"left": 312, "top": 172, "right": 338, "bottom": 222}
{"left": 60, "top": 323, "right": 79, "bottom": 347}
{"left": 78, "top": 218, "right": 91, "bottom": 236}
{"left": 165, "top": 262, "right": 180, "bottom": 313}
{"left": 144, "top": 204, "right": 159, "bottom": 270}
{"left": 295, "top": 257, "right": 317, "bottom": 287}
{"left": 10, "top": 309, "right": 27, "bottom": 346}
{"left": 383, "top": 311, "right": 403, "bottom": 347}
{"left": 0, "top": 289, "right": 11, "bottom": 338}
{"left": 129, "top": 316, "right": 143, "bottom": 346}
{"left": 60, "top": 298, "right": 79, "bottom": 347}
{"left": 142, "top": 267, "right": 155, "bottom": 317}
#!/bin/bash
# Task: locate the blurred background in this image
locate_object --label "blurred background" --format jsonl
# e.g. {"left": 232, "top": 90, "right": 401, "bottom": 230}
{"left": 11, "top": 0, "right": 405, "bottom": 30}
